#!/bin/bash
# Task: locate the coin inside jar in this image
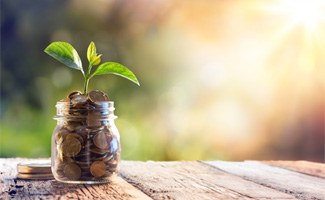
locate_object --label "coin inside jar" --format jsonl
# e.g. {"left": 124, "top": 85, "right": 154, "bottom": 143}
{"left": 87, "top": 111, "right": 102, "bottom": 127}
{"left": 55, "top": 129, "right": 69, "bottom": 144}
{"left": 63, "top": 163, "right": 81, "bottom": 180}
{"left": 88, "top": 90, "right": 109, "bottom": 103}
{"left": 68, "top": 90, "right": 82, "bottom": 99}
{"left": 53, "top": 90, "right": 120, "bottom": 183}
{"left": 93, "top": 131, "right": 109, "bottom": 149}
{"left": 66, "top": 133, "right": 84, "bottom": 145}
{"left": 61, "top": 136, "right": 81, "bottom": 157}
{"left": 71, "top": 94, "right": 88, "bottom": 106}
{"left": 90, "top": 161, "right": 107, "bottom": 178}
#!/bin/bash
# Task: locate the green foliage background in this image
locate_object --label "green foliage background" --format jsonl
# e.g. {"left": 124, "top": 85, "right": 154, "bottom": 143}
{"left": 0, "top": 0, "right": 163, "bottom": 159}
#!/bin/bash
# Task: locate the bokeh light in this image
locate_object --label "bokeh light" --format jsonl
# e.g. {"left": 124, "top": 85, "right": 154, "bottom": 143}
{"left": 1, "top": 0, "right": 324, "bottom": 161}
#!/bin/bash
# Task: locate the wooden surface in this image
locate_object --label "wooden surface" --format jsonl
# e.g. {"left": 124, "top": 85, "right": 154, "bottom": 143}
{"left": 0, "top": 159, "right": 324, "bottom": 200}
{"left": 263, "top": 160, "right": 325, "bottom": 178}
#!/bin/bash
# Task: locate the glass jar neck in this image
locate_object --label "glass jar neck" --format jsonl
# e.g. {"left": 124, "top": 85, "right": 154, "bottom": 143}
{"left": 54, "top": 101, "right": 117, "bottom": 121}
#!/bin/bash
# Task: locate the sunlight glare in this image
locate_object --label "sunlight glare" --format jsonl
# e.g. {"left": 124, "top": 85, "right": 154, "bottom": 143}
{"left": 271, "top": 0, "right": 325, "bottom": 31}
{"left": 285, "top": 0, "right": 323, "bottom": 30}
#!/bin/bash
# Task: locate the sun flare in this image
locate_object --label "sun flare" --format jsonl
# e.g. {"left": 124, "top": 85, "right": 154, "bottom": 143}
{"left": 261, "top": 0, "right": 325, "bottom": 32}
{"left": 282, "top": 0, "right": 325, "bottom": 31}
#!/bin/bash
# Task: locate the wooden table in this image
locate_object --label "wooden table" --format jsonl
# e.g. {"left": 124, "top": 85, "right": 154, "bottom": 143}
{"left": 0, "top": 159, "right": 324, "bottom": 199}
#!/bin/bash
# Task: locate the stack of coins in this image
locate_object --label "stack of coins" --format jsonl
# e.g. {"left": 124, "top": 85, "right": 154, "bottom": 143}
{"left": 52, "top": 90, "right": 120, "bottom": 182}
{"left": 17, "top": 160, "right": 53, "bottom": 180}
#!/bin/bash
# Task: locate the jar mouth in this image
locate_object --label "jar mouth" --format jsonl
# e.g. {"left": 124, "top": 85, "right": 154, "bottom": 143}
{"left": 54, "top": 101, "right": 117, "bottom": 120}
{"left": 56, "top": 100, "right": 114, "bottom": 107}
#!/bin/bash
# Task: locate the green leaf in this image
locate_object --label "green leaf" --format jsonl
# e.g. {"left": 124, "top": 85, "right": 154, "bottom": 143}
{"left": 93, "top": 62, "right": 140, "bottom": 86}
{"left": 87, "top": 42, "right": 101, "bottom": 66}
{"left": 44, "top": 42, "right": 83, "bottom": 74}
{"left": 87, "top": 41, "right": 96, "bottom": 62}
{"left": 91, "top": 54, "right": 102, "bottom": 66}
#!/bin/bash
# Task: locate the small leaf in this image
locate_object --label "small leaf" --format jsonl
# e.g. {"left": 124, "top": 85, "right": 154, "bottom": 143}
{"left": 93, "top": 62, "right": 140, "bottom": 86}
{"left": 91, "top": 54, "right": 102, "bottom": 66}
{"left": 87, "top": 41, "right": 96, "bottom": 62}
{"left": 44, "top": 42, "right": 83, "bottom": 73}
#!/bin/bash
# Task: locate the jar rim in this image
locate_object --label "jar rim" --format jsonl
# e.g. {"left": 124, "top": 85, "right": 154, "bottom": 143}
{"left": 56, "top": 100, "right": 114, "bottom": 106}
{"left": 54, "top": 101, "right": 117, "bottom": 120}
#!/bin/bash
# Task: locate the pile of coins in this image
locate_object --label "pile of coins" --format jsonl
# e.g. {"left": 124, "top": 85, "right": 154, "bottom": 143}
{"left": 17, "top": 160, "right": 53, "bottom": 180}
{"left": 52, "top": 90, "right": 120, "bottom": 183}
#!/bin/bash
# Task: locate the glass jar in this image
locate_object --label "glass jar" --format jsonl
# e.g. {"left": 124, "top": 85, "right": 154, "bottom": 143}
{"left": 51, "top": 100, "right": 120, "bottom": 184}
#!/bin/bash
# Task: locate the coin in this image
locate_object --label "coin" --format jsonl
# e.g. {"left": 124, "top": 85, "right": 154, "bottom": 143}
{"left": 71, "top": 94, "right": 88, "bottom": 106}
{"left": 89, "top": 146, "right": 108, "bottom": 154}
{"left": 88, "top": 90, "right": 109, "bottom": 103}
{"left": 63, "top": 163, "right": 81, "bottom": 180}
{"left": 90, "top": 161, "right": 107, "bottom": 178}
{"left": 61, "top": 136, "right": 81, "bottom": 157}
{"left": 106, "top": 158, "right": 118, "bottom": 172}
{"left": 93, "top": 131, "right": 108, "bottom": 149}
{"left": 75, "top": 159, "right": 92, "bottom": 166}
{"left": 17, "top": 160, "right": 52, "bottom": 174}
{"left": 97, "top": 153, "right": 113, "bottom": 162}
{"left": 17, "top": 173, "right": 53, "bottom": 180}
{"left": 68, "top": 91, "right": 82, "bottom": 99}
{"left": 66, "top": 133, "right": 84, "bottom": 145}
{"left": 55, "top": 129, "right": 69, "bottom": 144}
{"left": 87, "top": 111, "right": 102, "bottom": 127}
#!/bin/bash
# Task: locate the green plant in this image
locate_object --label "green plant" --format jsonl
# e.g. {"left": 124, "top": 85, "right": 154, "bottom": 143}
{"left": 44, "top": 41, "right": 139, "bottom": 94}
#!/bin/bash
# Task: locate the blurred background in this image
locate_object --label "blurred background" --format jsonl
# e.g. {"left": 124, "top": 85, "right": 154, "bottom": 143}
{"left": 0, "top": 0, "right": 324, "bottom": 161}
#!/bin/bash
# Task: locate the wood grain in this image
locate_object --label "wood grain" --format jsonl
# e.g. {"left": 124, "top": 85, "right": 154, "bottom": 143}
{"left": 0, "top": 158, "right": 152, "bottom": 200}
{"left": 263, "top": 160, "right": 325, "bottom": 178}
{"left": 206, "top": 161, "right": 325, "bottom": 200}
{"left": 120, "top": 161, "right": 295, "bottom": 200}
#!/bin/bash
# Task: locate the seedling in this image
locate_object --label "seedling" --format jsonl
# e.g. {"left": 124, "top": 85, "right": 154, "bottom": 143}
{"left": 44, "top": 41, "right": 139, "bottom": 94}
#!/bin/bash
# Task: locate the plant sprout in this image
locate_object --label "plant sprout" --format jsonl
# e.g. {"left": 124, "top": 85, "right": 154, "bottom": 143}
{"left": 44, "top": 41, "right": 139, "bottom": 94}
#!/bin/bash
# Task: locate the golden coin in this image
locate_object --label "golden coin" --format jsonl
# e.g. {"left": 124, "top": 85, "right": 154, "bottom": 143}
{"left": 88, "top": 90, "right": 109, "bottom": 103}
{"left": 17, "top": 160, "right": 52, "bottom": 174}
{"left": 66, "top": 133, "right": 84, "bottom": 145}
{"left": 63, "top": 163, "right": 81, "bottom": 180}
{"left": 93, "top": 131, "right": 108, "bottom": 149}
{"left": 55, "top": 129, "right": 69, "bottom": 144}
{"left": 61, "top": 136, "right": 81, "bottom": 157}
{"left": 17, "top": 173, "right": 53, "bottom": 180}
{"left": 90, "top": 161, "right": 107, "bottom": 178}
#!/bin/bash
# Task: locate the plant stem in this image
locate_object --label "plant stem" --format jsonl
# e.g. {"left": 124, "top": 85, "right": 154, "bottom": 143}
{"left": 83, "top": 64, "right": 93, "bottom": 94}
{"left": 83, "top": 77, "right": 90, "bottom": 94}
{"left": 88, "top": 64, "right": 92, "bottom": 75}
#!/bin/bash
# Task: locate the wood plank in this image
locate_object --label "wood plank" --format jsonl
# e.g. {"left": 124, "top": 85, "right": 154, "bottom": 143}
{"left": 263, "top": 160, "right": 325, "bottom": 178}
{"left": 206, "top": 161, "right": 325, "bottom": 200}
{"left": 0, "top": 158, "right": 152, "bottom": 200}
{"left": 120, "top": 161, "right": 295, "bottom": 200}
